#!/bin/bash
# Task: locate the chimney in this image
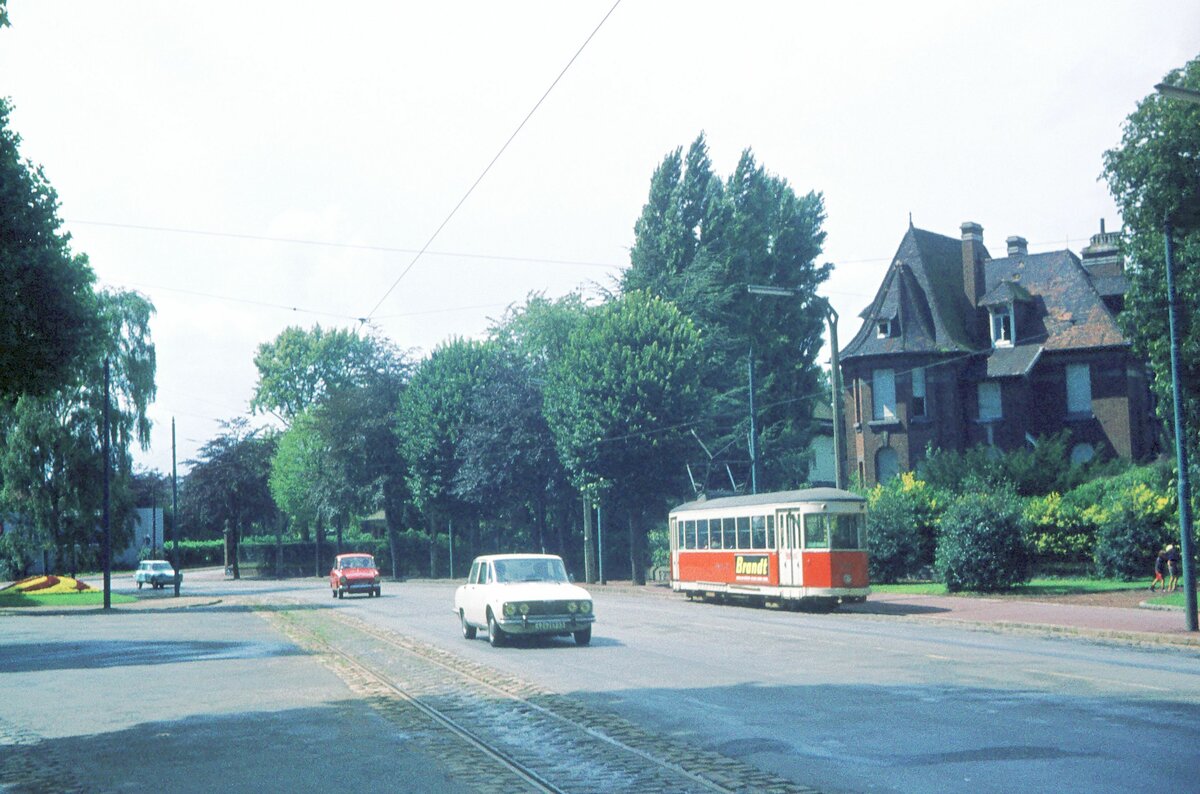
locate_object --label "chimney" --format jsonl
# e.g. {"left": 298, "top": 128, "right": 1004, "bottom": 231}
{"left": 1006, "top": 236, "right": 1028, "bottom": 257}
{"left": 1081, "top": 218, "right": 1123, "bottom": 278}
{"left": 961, "top": 221, "right": 986, "bottom": 308}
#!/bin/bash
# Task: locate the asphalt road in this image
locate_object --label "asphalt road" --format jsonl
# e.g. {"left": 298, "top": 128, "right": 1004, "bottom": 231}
{"left": 10, "top": 570, "right": 1200, "bottom": 793}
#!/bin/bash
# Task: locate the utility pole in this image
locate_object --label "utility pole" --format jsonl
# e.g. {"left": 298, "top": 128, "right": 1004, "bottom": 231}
{"left": 1154, "top": 80, "right": 1199, "bottom": 632}
{"left": 172, "top": 418, "right": 181, "bottom": 597}
{"left": 825, "top": 302, "right": 845, "bottom": 489}
{"left": 1164, "top": 221, "right": 1196, "bottom": 631}
{"left": 102, "top": 358, "right": 111, "bottom": 610}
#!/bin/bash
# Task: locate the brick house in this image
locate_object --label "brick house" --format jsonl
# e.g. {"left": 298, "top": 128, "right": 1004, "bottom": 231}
{"left": 839, "top": 220, "right": 1157, "bottom": 487}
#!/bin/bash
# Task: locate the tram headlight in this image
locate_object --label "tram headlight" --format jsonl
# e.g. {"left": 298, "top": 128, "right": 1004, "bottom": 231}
{"left": 843, "top": 573, "right": 853, "bottom": 586}
{"left": 503, "top": 602, "right": 516, "bottom": 617}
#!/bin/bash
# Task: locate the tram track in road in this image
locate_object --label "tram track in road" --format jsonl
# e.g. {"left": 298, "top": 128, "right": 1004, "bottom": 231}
{"left": 259, "top": 601, "right": 817, "bottom": 794}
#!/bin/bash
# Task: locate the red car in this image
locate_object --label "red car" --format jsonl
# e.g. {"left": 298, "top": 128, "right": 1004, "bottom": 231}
{"left": 329, "top": 553, "right": 381, "bottom": 599}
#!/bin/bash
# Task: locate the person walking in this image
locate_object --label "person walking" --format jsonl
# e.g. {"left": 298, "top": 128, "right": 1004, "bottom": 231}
{"left": 1165, "top": 544, "right": 1182, "bottom": 592}
{"left": 1150, "top": 547, "right": 1167, "bottom": 591}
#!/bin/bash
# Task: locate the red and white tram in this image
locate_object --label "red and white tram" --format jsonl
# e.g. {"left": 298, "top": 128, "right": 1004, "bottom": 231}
{"left": 669, "top": 488, "right": 869, "bottom": 610}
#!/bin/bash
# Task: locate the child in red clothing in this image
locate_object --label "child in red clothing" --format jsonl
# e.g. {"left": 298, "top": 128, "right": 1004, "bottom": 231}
{"left": 1150, "top": 548, "right": 1166, "bottom": 591}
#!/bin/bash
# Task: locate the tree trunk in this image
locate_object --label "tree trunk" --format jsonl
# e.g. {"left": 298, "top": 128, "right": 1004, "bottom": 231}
{"left": 427, "top": 514, "right": 438, "bottom": 578}
{"left": 276, "top": 515, "right": 286, "bottom": 579}
{"left": 629, "top": 509, "right": 645, "bottom": 586}
{"left": 582, "top": 495, "right": 596, "bottom": 583}
{"left": 231, "top": 523, "right": 241, "bottom": 580}
{"left": 314, "top": 524, "right": 323, "bottom": 577}
{"left": 386, "top": 511, "right": 401, "bottom": 581}
{"left": 336, "top": 516, "right": 344, "bottom": 557}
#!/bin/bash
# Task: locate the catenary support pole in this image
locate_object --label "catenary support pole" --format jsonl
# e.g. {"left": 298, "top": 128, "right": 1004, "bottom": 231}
{"left": 1164, "top": 221, "right": 1196, "bottom": 631}
{"left": 102, "top": 358, "right": 111, "bottom": 610}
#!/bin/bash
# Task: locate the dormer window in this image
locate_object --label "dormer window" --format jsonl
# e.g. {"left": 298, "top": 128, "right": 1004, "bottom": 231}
{"left": 877, "top": 318, "right": 896, "bottom": 338}
{"left": 990, "top": 306, "right": 1014, "bottom": 347}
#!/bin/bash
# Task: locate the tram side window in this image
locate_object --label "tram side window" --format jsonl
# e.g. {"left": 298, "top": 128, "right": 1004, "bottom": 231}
{"left": 766, "top": 515, "right": 775, "bottom": 548}
{"left": 737, "top": 516, "right": 751, "bottom": 549}
{"left": 697, "top": 519, "right": 709, "bottom": 549}
{"left": 751, "top": 516, "right": 766, "bottom": 549}
{"left": 719, "top": 517, "right": 734, "bottom": 549}
{"left": 803, "top": 514, "right": 829, "bottom": 549}
{"left": 831, "top": 514, "right": 863, "bottom": 549}
{"left": 681, "top": 519, "right": 692, "bottom": 550}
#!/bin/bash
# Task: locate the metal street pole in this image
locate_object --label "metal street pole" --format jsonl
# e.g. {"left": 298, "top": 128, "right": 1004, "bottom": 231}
{"left": 824, "top": 301, "right": 846, "bottom": 489}
{"left": 102, "top": 358, "right": 111, "bottom": 610}
{"left": 1163, "top": 222, "right": 1197, "bottom": 631}
{"left": 172, "top": 418, "right": 181, "bottom": 597}
{"left": 748, "top": 345, "right": 758, "bottom": 494}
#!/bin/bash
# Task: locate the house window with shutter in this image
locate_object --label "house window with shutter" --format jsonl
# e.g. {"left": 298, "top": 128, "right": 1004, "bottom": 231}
{"left": 1066, "top": 364, "right": 1092, "bottom": 416}
{"left": 877, "top": 319, "right": 893, "bottom": 338}
{"left": 872, "top": 369, "right": 896, "bottom": 421}
{"left": 978, "top": 380, "right": 1002, "bottom": 421}
{"left": 911, "top": 367, "right": 927, "bottom": 418}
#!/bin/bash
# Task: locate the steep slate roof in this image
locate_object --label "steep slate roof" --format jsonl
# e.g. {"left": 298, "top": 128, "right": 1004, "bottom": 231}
{"left": 982, "top": 249, "right": 1126, "bottom": 351}
{"left": 842, "top": 224, "right": 1128, "bottom": 364}
{"left": 842, "top": 226, "right": 978, "bottom": 360}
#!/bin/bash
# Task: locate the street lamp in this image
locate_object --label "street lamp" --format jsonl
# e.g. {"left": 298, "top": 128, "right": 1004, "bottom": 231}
{"left": 747, "top": 286, "right": 845, "bottom": 490}
{"left": 1153, "top": 80, "right": 1197, "bottom": 632}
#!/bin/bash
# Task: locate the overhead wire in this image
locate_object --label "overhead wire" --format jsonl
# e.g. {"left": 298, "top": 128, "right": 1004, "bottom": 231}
{"left": 362, "top": 0, "right": 624, "bottom": 321}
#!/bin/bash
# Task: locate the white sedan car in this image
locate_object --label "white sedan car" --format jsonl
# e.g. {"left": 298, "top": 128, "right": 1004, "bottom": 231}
{"left": 134, "top": 559, "right": 179, "bottom": 589}
{"left": 454, "top": 554, "right": 595, "bottom": 647}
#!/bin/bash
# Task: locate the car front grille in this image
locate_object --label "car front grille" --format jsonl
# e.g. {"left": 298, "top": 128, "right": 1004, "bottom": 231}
{"left": 522, "top": 600, "right": 574, "bottom": 616}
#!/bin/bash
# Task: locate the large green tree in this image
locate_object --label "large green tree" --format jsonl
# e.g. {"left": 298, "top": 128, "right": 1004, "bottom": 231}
{"left": 396, "top": 338, "right": 491, "bottom": 575}
{"left": 543, "top": 291, "right": 704, "bottom": 583}
{"left": 623, "top": 134, "right": 831, "bottom": 491}
{"left": 181, "top": 418, "right": 277, "bottom": 578}
{"left": 0, "top": 97, "right": 102, "bottom": 402}
{"left": 1103, "top": 55, "right": 1200, "bottom": 481}
{"left": 0, "top": 289, "right": 156, "bottom": 577}
{"left": 250, "top": 324, "right": 401, "bottom": 423}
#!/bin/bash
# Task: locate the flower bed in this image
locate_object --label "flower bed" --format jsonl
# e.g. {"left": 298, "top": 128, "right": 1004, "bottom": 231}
{"left": 1, "top": 575, "right": 93, "bottom": 594}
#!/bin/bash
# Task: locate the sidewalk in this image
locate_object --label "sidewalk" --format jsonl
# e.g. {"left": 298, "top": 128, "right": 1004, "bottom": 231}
{"left": 841, "top": 591, "right": 1200, "bottom": 647}
{"left": 0, "top": 601, "right": 473, "bottom": 793}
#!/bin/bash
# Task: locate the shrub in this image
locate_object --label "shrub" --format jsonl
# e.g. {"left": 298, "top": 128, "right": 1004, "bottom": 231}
{"left": 1024, "top": 492, "right": 1095, "bottom": 563}
{"left": 1093, "top": 481, "right": 1176, "bottom": 580}
{"left": 867, "top": 472, "right": 944, "bottom": 583}
{"left": 935, "top": 490, "right": 1032, "bottom": 592}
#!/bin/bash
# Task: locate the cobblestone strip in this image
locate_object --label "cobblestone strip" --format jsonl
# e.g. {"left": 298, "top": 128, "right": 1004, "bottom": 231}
{"left": 0, "top": 718, "right": 84, "bottom": 794}
{"left": 258, "top": 604, "right": 819, "bottom": 794}
{"left": 261, "top": 607, "right": 545, "bottom": 794}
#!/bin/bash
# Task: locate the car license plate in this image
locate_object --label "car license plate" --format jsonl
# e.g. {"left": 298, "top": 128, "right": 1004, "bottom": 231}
{"left": 541, "top": 621, "right": 567, "bottom": 631}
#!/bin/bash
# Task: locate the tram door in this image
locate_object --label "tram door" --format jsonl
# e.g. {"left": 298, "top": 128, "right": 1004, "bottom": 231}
{"left": 776, "top": 510, "right": 804, "bottom": 586}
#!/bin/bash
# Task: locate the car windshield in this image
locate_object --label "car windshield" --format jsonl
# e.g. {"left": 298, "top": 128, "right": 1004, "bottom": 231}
{"left": 492, "top": 557, "right": 568, "bottom": 584}
{"left": 342, "top": 557, "right": 373, "bottom": 568}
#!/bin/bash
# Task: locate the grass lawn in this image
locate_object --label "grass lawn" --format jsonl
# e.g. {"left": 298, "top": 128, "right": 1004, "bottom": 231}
{"left": 0, "top": 590, "right": 137, "bottom": 608}
{"left": 872, "top": 577, "right": 1147, "bottom": 597}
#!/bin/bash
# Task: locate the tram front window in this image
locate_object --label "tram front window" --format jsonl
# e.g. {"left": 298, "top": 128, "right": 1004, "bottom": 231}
{"left": 803, "top": 515, "right": 829, "bottom": 549}
{"left": 831, "top": 514, "right": 864, "bottom": 549}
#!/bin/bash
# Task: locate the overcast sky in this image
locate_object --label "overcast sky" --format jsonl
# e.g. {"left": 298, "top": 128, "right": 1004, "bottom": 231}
{"left": 2, "top": 1, "right": 1197, "bottom": 475}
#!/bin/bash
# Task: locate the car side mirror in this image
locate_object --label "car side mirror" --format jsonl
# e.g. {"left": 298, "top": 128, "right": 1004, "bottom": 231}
{"left": 568, "top": 573, "right": 575, "bottom": 583}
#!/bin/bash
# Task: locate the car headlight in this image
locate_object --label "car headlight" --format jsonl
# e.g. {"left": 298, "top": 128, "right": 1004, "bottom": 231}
{"left": 339, "top": 576, "right": 348, "bottom": 586}
{"left": 373, "top": 575, "right": 380, "bottom": 584}
{"left": 503, "top": 602, "right": 516, "bottom": 617}
{"left": 519, "top": 603, "right": 530, "bottom": 615}
{"left": 567, "top": 601, "right": 578, "bottom": 613}
{"left": 580, "top": 601, "right": 592, "bottom": 614}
